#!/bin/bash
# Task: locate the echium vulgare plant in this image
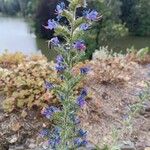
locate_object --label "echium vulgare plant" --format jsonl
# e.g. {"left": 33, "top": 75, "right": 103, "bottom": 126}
{"left": 40, "top": 0, "right": 101, "bottom": 149}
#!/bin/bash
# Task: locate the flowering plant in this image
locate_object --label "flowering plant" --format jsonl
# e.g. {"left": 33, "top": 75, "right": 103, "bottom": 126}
{"left": 41, "top": 0, "right": 100, "bottom": 149}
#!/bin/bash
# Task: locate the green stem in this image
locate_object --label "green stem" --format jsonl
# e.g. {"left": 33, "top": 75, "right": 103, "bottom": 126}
{"left": 58, "top": 7, "right": 78, "bottom": 150}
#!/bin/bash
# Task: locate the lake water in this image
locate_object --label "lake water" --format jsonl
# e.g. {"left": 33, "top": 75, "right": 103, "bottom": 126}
{"left": 0, "top": 16, "right": 150, "bottom": 60}
{"left": 0, "top": 16, "right": 57, "bottom": 60}
{"left": 102, "top": 36, "right": 150, "bottom": 53}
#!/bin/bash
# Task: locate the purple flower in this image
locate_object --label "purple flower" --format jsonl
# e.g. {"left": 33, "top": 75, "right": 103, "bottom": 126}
{"left": 55, "top": 2, "right": 65, "bottom": 15}
{"left": 76, "top": 88, "right": 88, "bottom": 107}
{"left": 55, "top": 64, "right": 66, "bottom": 72}
{"left": 45, "top": 81, "right": 54, "bottom": 90}
{"left": 56, "top": 55, "right": 64, "bottom": 63}
{"left": 80, "top": 23, "right": 90, "bottom": 31}
{"left": 80, "top": 88, "right": 88, "bottom": 97}
{"left": 48, "top": 137, "right": 61, "bottom": 149}
{"left": 39, "top": 129, "right": 49, "bottom": 138}
{"left": 55, "top": 55, "right": 66, "bottom": 72}
{"left": 80, "top": 67, "right": 90, "bottom": 75}
{"left": 41, "top": 106, "right": 60, "bottom": 119}
{"left": 76, "top": 96, "right": 86, "bottom": 107}
{"left": 78, "top": 129, "right": 87, "bottom": 137}
{"left": 73, "top": 40, "right": 86, "bottom": 51}
{"left": 50, "top": 37, "right": 60, "bottom": 46}
{"left": 80, "top": 140, "right": 88, "bottom": 146}
{"left": 74, "top": 138, "right": 88, "bottom": 147}
{"left": 70, "top": 115, "right": 80, "bottom": 125}
{"left": 84, "top": 10, "right": 99, "bottom": 21}
{"left": 44, "top": 19, "right": 58, "bottom": 30}
{"left": 48, "top": 127, "right": 61, "bottom": 148}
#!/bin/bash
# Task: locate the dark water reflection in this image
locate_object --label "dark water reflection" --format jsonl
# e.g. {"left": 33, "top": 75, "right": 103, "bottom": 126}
{"left": 102, "top": 36, "right": 150, "bottom": 53}
{"left": 36, "top": 38, "right": 57, "bottom": 61}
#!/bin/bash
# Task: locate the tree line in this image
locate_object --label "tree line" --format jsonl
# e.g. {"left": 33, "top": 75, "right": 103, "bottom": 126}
{"left": 0, "top": 0, "right": 149, "bottom": 57}
{"left": 0, "top": 0, "right": 36, "bottom": 16}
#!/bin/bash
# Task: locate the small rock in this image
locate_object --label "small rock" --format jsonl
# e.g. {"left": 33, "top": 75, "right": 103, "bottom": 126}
{"left": 136, "top": 140, "right": 149, "bottom": 150}
{"left": 9, "top": 145, "right": 24, "bottom": 150}
{"left": 144, "top": 114, "right": 150, "bottom": 118}
{"left": 119, "top": 141, "right": 136, "bottom": 150}
{"left": 145, "top": 103, "right": 150, "bottom": 112}
{"left": 9, "top": 135, "right": 18, "bottom": 144}
{"left": 11, "top": 122, "right": 21, "bottom": 132}
{"left": 86, "top": 143, "right": 97, "bottom": 150}
{"left": 29, "top": 143, "right": 37, "bottom": 149}
{"left": 41, "top": 141, "right": 49, "bottom": 150}
{"left": 25, "top": 138, "right": 37, "bottom": 149}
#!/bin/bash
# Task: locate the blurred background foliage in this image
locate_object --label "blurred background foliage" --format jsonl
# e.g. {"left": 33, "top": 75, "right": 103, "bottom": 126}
{"left": 0, "top": 0, "right": 150, "bottom": 58}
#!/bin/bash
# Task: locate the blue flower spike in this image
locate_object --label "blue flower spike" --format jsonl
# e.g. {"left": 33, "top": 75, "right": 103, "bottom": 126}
{"left": 84, "top": 10, "right": 101, "bottom": 21}
{"left": 50, "top": 37, "right": 60, "bottom": 46}
{"left": 76, "top": 88, "right": 88, "bottom": 107}
{"left": 80, "top": 23, "right": 90, "bottom": 31}
{"left": 41, "top": 106, "right": 60, "bottom": 119}
{"left": 78, "top": 129, "right": 87, "bottom": 137}
{"left": 39, "top": 129, "right": 49, "bottom": 138}
{"left": 55, "top": 55, "right": 66, "bottom": 72}
{"left": 41, "top": 0, "right": 100, "bottom": 148}
{"left": 44, "top": 19, "right": 58, "bottom": 30}
{"left": 55, "top": 2, "right": 65, "bottom": 15}
{"left": 74, "top": 138, "right": 88, "bottom": 147}
{"left": 73, "top": 40, "right": 86, "bottom": 51}
{"left": 80, "top": 67, "right": 90, "bottom": 75}
{"left": 45, "top": 81, "right": 54, "bottom": 90}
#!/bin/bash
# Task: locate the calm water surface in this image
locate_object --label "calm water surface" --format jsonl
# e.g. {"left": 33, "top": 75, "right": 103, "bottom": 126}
{"left": 103, "top": 36, "right": 150, "bottom": 52}
{"left": 0, "top": 16, "right": 149, "bottom": 60}
{"left": 0, "top": 17, "right": 57, "bottom": 60}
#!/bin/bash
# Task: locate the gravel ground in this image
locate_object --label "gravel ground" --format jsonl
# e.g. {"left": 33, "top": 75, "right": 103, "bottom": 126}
{"left": 0, "top": 62, "right": 150, "bottom": 150}
{"left": 80, "top": 63, "right": 150, "bottom": 149}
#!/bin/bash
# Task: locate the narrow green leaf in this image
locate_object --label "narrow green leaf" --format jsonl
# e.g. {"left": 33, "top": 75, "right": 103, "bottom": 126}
{"left": 54, "top": 25, "right": 71, "bottom": 41}
{"left": 73, "top": 17, "right": 86, "bottom": 30}
{"left": 62, "top": 10, "right": 74, "bottom": 24}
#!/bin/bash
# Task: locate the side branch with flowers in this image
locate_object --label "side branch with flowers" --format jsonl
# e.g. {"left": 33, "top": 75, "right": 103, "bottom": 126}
{"left": 41, "top": 0, "right": 100, "bottom": 149}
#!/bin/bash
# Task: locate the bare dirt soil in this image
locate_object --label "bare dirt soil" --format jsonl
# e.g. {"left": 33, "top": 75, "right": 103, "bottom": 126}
{"left": 0, "top": 62, "right": 150, "bottom": 150}
{"left": 81, "top": 62, "right": 150, "bottom": 149}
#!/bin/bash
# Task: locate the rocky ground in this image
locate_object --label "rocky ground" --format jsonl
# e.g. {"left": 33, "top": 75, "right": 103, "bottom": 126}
{"left": 81, "top": 63, "right": 150, "bottom": 150}
{"left": 0, "top": 61, "right": 150, "bottom": 150}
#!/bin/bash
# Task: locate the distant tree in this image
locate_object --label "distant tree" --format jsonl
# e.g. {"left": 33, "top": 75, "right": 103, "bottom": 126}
{"left": 17, "top": 0, "right": 29, "bottom": 16}
{"left": 134, "top": 0, "right": 150, "bottom": 36}
{"left": 34, "top": 0, "right": 68, "bottom": 38}
{"left": 25, "top": 0, "right": 39, "bottom": 16}
{"left": 0, "top": 0, "right": 5, "bottom": 12}
{"left": 120, "top": 0, "right": 150, "bottom": 36}
{"left": 0, "top": 0, "right": 20, "bottom": 15}
{"left": 82, "top": 0, "right": 128, "bottom": 58}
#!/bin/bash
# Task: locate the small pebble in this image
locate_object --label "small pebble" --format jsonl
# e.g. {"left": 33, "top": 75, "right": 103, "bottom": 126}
{"left": 9, "top": 135, "right": 18, "bottom": 144}
{"left": 119, "top": 141, "right": 136, "bottom": 150}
